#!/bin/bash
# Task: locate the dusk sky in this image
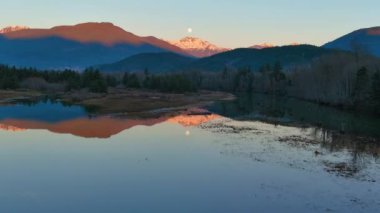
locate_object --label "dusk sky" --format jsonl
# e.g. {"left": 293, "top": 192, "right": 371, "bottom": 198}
{"left": 1, "top": 0, "right": 379, "bottom": 48}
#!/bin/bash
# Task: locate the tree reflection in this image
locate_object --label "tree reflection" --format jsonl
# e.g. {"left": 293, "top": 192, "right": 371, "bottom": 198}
{"left": 310, "top": 127, "right": 379, "bottom": 179}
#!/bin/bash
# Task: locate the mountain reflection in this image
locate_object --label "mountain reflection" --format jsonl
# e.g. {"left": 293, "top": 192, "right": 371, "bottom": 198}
{"left": 1, "top": 97, "right": 379, "bottom": 181}
{"left": 0, "top": 111, "right": 220, "bottom": 138}
{"left": 0, "top": 123, "right": 25, "bottom": 132}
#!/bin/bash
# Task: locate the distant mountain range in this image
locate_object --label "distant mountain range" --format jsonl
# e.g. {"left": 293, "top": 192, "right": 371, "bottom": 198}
{"left": 0, "top": 113, "right": 219, "bottom": 138}
{"left": 184, "top": 45, "right": 336, "bottom": 72}
{"left": 323, "top": 26, "right": 380, "bottom": 57}
{"left": 1, "top": 22, "right": 380, "bottom": 71}
{"left": 96, "top": 52, "right": 195, "bottom": 73}
{"left": 250, "top": 43, "right": 275, "bottom": 49}
{"left": 0, "top": 22, "right": 187, "bottom": 69}
{"left": 97, "top": 45, "right": 337, "bottom": 73}
{"left": 0, "top": 26, "right": 29, "bottom": 33}
{"left": 169, "top": 37, "right": 229, "bottom": 57}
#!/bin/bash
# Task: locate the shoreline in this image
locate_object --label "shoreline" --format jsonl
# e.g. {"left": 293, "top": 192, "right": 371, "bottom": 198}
{"left": 0, "top": 89, "right": 235, "bottom": 116}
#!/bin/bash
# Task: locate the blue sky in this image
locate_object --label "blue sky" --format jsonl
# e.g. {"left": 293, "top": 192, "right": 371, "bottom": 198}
{"left": 1, "top": 0, "right": 379, "bottom": 48}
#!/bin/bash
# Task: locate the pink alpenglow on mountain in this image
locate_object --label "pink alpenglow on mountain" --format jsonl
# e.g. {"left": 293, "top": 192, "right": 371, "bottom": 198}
{"left": 0, "top": 22, "right": 188, "bottom": 69}
{"left": 169, "top": 37, "right": 229, "bottom": 57}
{"left": 367, "top": 27, "right": 380, "bottom": 35}
{"left": 250, "top": 42, "right": 302, "bottom": 49}
{"left": 250, "top": 43, "right": 275, "bottom": 49}
{"left": 0, "top": 26, "right": 29, "bottom": 33}
{"left": 1, "top": 22, "right": 184, "bottom": 52}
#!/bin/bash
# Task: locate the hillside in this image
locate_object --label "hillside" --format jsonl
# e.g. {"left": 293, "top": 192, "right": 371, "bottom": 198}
{"left": 323, "top": 26, "right": 380, "bottom": 57}
{"left": 97, "top": 52, "right": 195, "bottom": 73}
{"left": 0, "top": 22, "right": 187, "bottom": 69}
{"left": 96, "top": 45, "right": 339, "bottom": 73}
{"left": 169, "top": 37, "right": 229, "bottom": 57}
{"left": 185, "top": 45, "right": 336, "bottom": 72}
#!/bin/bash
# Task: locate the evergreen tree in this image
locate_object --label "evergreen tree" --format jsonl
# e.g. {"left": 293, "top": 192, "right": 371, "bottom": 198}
{"left": 89, "top": 79, "right": 108, "bottom": 93}
{"left": 371, "top": 70, "right": 380, "bottom": 114}
{"left": 123, "top": 73, "right": 140, "bottom": 88}
{"left": 353, "top": 67, "right": 370, "bottom": 101}
{"left": 143, "top": 69, "right": 151, "bottom": 88}
{"left": 106, "top": 75, "right": 118, "bottom": 87}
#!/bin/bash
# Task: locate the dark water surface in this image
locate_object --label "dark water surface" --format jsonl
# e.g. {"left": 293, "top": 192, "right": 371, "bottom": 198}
{"left": 0, "top": 94, "right": 379, "bottom": 213}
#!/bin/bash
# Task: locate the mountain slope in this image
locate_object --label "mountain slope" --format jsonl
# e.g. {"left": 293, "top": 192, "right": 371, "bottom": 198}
{"left": 185, "top": 45, "right": 336, "bottom": 72}
{"left": 250, "top": 43, "right": 275, "bottom": 49}
{"left": 0, "top": 22, "right": 187, "bottom": 69}
{"left": 169, "top": 37, "right": 229, "bottom": 57}
{"left": 323, "top": 27, "right": 380, "bottom": 57}
{"left": 97, "top": 45, "right": 339, "bottom": 73}
{"left": 97, "top": 52, "right": 195, "bottom": 73}
{"left": 0, "top": 26, "right": 29, "bottom": 33}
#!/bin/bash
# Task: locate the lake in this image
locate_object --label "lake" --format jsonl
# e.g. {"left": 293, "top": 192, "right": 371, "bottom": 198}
{"left": 0, "top": 94, "right": 379, "bottom": 213}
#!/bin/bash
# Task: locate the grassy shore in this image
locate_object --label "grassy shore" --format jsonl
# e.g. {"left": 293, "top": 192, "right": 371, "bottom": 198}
{"left": 0, "top": 88, "right": 235, "bottom": 115}
{"left": 61, "top": 88, "right": 235, "bottom": 115}
{"left": 0, "top": 90, "right": 43, "bottom": 104}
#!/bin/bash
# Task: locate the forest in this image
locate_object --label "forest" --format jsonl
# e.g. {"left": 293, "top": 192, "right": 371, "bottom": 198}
{"left": 196, "top": 53, "right": 380, "bottom": 115}
{"left": 0, "top": 52, "right": 379, "bottom": 115}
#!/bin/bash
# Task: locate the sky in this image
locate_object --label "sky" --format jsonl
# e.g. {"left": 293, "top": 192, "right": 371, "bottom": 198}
{"left": 1, "top": 0, "right": 379, "bottom": 48}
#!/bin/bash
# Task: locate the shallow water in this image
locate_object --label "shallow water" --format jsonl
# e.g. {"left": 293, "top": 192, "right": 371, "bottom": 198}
{"left": 0, "top": 95, "right": 379, "bottom": 213}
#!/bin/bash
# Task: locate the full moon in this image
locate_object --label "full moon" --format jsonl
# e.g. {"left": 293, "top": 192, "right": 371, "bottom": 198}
{"left": 187, "top": 28, "right": 192, "bottom": 33}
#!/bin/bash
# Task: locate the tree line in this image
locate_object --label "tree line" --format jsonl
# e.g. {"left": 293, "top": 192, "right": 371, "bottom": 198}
{"left": 0, "top": 65, "right": 196, "bottom": 93}
{"left": 1, "top": 51, "right": 380, "bottom": 115}
{"left": 183, "top": 53, "right": 380, "bottom": 115}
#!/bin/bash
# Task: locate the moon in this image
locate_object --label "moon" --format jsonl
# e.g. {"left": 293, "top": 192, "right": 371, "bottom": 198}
{"left": 187, "top": 28, "right": 192, "bottom": 33}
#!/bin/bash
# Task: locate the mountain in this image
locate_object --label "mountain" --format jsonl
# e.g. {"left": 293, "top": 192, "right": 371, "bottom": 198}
{"left": 169, "top": 37, "right": 229, "bottom": 57}
{"left": 323, "top": 26, "right": 380, "bottom": 57}
{"left": 185, "top": 45, "right": 336, "bottom": 72}
{"left": 0, "top": 112, "right": 219, "bottom": 138}
{"left": 0, "top": 26, "right": 29, "bottom": 33}
{"left": 0, "top": 22, "right": 187, "bottom": 69}
{"left": 97, "top": 45, "right": 338, "bottom": 73}
{"left": 250, "top": 43, "right": 275, "bottom": 49}
{"left": 97, "top": 52, "right": 195, "bottom": 73}
{"left": 250, "top": 43, "right": 302, "bottom": 49}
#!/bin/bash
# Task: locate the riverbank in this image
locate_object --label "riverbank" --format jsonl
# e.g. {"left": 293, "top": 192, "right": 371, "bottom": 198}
{"left": 61, "top": 88, "right": 235, "bottom": 115}
{"left": 0, "top": 90, "right": 43, "bottom": 103}
{"left": 0, "top": 89, "right": 235, "bottom": 116}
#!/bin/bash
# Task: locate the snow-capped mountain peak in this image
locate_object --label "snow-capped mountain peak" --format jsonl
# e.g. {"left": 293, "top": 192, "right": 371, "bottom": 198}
{"left": 250, "top": 42, "right": 302, "bottom": 49}
{"left": 0, "top": 26, "right": 30, "bottom": 34}
{"left": 250, "top": 43, "right": 275, "bottom": 49}
{"left": 169, "top": 36, "right": 229, "bottom": 57}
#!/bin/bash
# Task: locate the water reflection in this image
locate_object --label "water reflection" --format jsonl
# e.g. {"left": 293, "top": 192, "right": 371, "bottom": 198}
{"left": 208, "top": 94, "right": 380, "bottom": 138}
{"left": 0, "top": 101, "right": 221, "bottom": 138}
{"left": 0, "top": 98, "right": 379, "bottom": 179}
{"left": 0, "top": 97, "right": 379, "bottom": 212}
{"left": 205, "top": 94, "right": 380, "bottom": 180}
{"left": 0, "top": 99, "right": 86, "bottom": 122}
{"left": 200, "top": 118, "right": 379, "bottom": 182}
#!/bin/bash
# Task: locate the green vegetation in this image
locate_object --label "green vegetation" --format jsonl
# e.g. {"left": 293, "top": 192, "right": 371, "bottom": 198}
{"left": 183, "top": 53, "right": 380, "bottom": 116}
{"left": 1, "top": 51, "right": 380, "bottom": 116}
{"left": 0, "top": 65, "right": 196, "bottom": 94}
{"left": 0, "top": 66, "right": 109, "bottom": 93}
{"left": 81, "top": 69, "right": 108, "bottom": 93}
{"left": 123, "top": 73, "right": 140, "bottom": 88}
{"left": 371, "top": 70, "right": 380, "bottom": 114}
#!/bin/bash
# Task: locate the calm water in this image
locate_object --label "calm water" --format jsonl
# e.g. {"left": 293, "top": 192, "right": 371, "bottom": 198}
{"left": 0, "top": 95, "right": 379, "bottom": 213}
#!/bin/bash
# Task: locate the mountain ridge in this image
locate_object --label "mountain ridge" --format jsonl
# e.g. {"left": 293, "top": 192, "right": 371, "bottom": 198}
{"left": 323, "top": 26, "right": 380, "bottom": 57}
{"left": 97, "top": 45, "right": 338, "bottom": 73}
{"left": 169, "top": 36, "right": 229, "bottom": 57}
{"left": 0, "top": 25, "right": 29, "bottom": 33}
{"left": 0, "top": 22, "right": 188, "bottom": 69}
{"left": 96, "top": 52, "right": 195, "bottom": 73}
